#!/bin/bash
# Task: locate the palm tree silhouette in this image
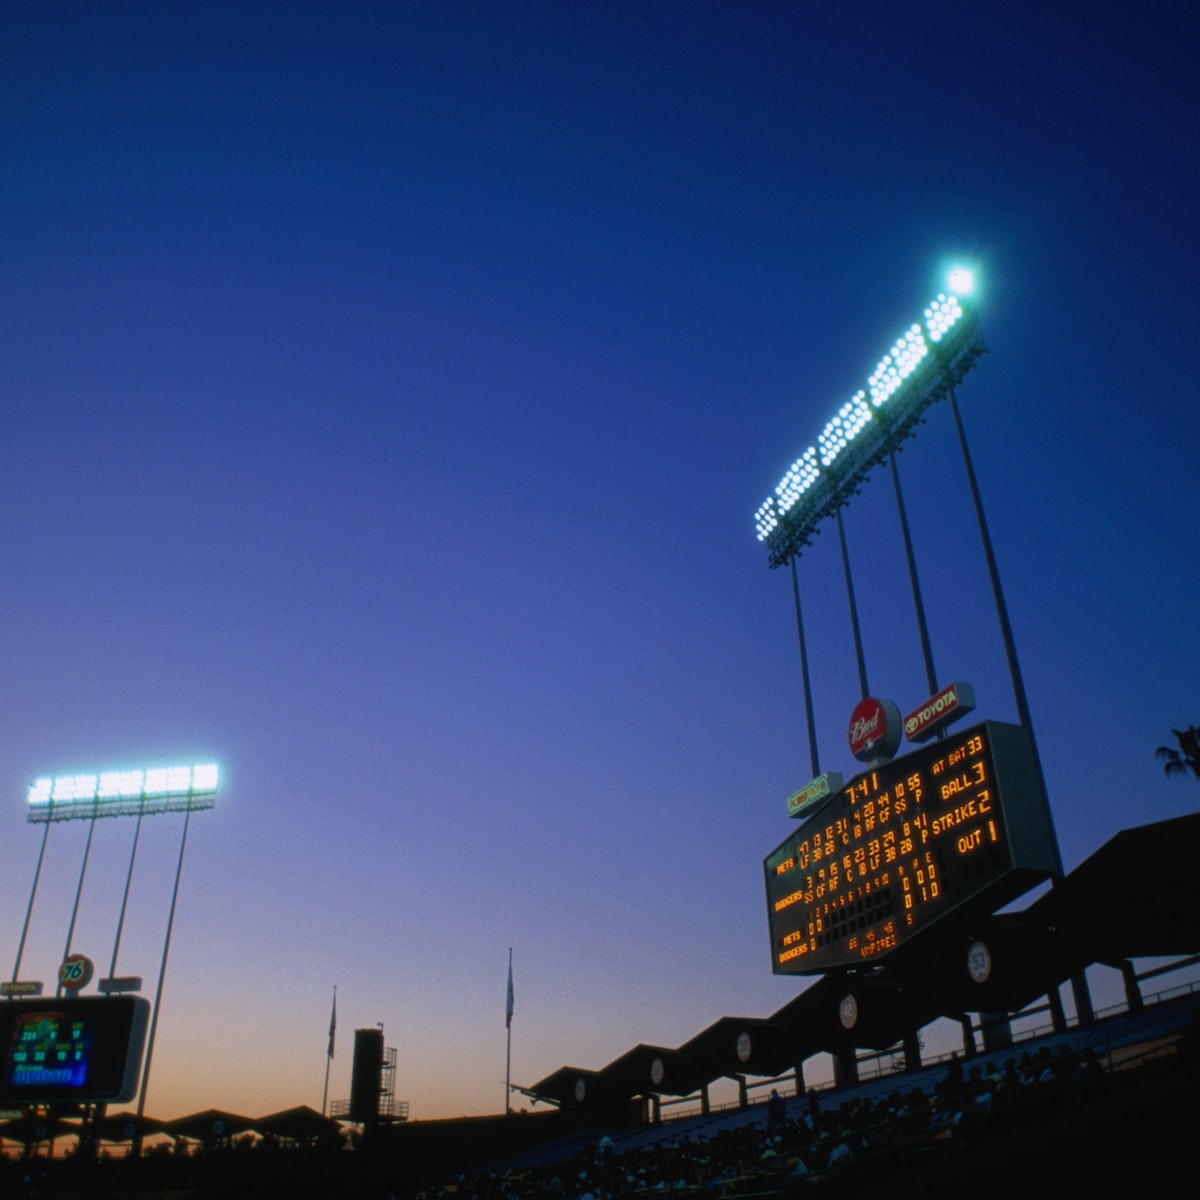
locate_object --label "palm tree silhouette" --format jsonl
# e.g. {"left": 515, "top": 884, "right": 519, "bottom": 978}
{"left": 1155, "top": 725, "right": 1200, "bottom": 780}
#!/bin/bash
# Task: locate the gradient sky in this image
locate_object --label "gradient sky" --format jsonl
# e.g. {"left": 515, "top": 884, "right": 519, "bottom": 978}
{"left": 2, "top": 3, "right": 1197, "bottom": 1122}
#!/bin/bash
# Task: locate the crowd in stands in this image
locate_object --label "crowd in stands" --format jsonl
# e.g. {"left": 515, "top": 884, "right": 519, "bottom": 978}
{"left": 416, "top": 1042, "right": 1108, "bottom": 1200}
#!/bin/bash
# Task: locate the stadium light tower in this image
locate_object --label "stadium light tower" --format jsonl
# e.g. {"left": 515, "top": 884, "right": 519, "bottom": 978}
{"left": 10, "top": 761, "right": 220, "bottom": 1151}
{"left": 754, "top": 266, "right": 987, "bottom": 777}
{"left": 13, "top": 763, "right": 220, "bottom": 988}
{"left": 755, "top": 261, "right": 1089, "bottom": 1039}
{"left": 754, "top": 259, "right": 1062, "bottom": 878}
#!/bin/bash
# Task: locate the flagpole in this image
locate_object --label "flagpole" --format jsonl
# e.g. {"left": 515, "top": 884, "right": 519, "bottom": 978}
{"left": 505, "top": 949, "right": 513, "bottom": 1116}
{"left": 322, "top": 985, "right": 337, "bottom": 1116}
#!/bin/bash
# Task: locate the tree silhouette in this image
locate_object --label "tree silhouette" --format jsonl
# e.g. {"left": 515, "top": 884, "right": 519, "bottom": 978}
{"left": 1155, "top": 725, "right": 1200, "bottom": 780}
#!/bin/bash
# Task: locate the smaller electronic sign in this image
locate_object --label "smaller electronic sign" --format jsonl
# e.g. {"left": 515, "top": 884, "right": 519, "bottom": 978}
{"left": 787, "top": 773, "right": 844, "bottom": 819}
{"left": 0, "top": 996, "right": 150, "bottom": 1104}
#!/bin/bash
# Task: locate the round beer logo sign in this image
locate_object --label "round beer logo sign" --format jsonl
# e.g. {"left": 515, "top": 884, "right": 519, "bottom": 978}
{"left": 848, "top": 697, "right": 902, "bottom": 763}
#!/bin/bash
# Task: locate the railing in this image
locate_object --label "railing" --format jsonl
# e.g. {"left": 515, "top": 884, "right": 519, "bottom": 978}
{"left": 654, "top": 968, "right": 1200, "bottom": 1122}
{"left": 327, "top": 1097, "right": 410, "bottom": 1122}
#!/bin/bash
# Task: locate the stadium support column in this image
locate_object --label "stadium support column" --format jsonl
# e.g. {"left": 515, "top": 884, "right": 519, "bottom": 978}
{"left": 1047, "top": 984, "right": 1067, "bottom": 1033}
{"left": 135, "top": 806, "right": 193, "bottom": 1151}
{"left": 980, "top": 1012, "right": 1014, "bottom": 1055}
{"left": 1120, "top": 960, "right": 1144, "bottom": 1011}
{"left": 948, "top": 387, "right": 1042, "bottom": 796}
{"left": 948, "top": 386, "right": 1094, "bottom": 1026}
{"left": 790, "top": 558, "right": 821, "bottom": 779}
{"left": 109, "top": 805, "right": 146, "bottom": 980}
{"left": 832, "top": 1047, "right": 858, "bottom": 1089}
{"left": 1073, "top": 976, "right": 1095, "bottom": 1025}
{"left": 959, "top": 1015, "right": 975, "bottom": 1056}
{"left": 888, "top": 449, "right": 938, "bottom": 700}
{"left": 12, "top": 819, "right": 51, "bottom": 983}
{"left": 835, "top": 508, "right": 870, "bottom": 700}
{"left": 59, "top": 806, "right": 100, "bottom": 996}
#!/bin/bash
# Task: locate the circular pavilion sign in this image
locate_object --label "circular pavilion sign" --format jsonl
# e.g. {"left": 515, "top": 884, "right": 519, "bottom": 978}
{"left": 966, "top": 940, "right": 993, "bottom": 984}
{"left": 838, "top": 993, "right": 859, "bottom": 1030}
{"left": 736, "top": 1031, "right": 752, "bottom": 1064}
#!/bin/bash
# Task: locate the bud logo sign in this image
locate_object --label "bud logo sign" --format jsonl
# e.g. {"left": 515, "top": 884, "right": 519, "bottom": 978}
{"left": 903, "top": 681, "right": 976, "bottom": 743}
{"left": 848, "top": 697, "right": 901, "bottom": 763}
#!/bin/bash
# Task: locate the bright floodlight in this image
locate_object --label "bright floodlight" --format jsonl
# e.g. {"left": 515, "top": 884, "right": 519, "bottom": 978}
{"left": 754, "top": 498, "right": 780, "bottom": 542}
{"left": 818, "top": 392, "right": 872, "bottom": 467}
{"left": 27, "top": 762, "right": 220, "bottom": 823}
{"left": 924, "top": 294, "right": 963, "bottom": 343}
{"left": 775, "top": 447, "right": 821, "bottom": 513}
{"left": 754, "top": 271, "right": 987, "bottom": 565}
{"left": 948, "top": 266, "right": 974, "bottom": 295}
{"left": 869, "top": 327, "right": 928, "bottom": 407}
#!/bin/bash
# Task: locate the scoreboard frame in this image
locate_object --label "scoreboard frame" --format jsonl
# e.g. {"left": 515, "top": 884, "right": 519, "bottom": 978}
{"left": 764, "top": 720, "right": 1059, "bottom": 975}
{"left": 0, "top": 995, "right": 150, "bottom": 1104}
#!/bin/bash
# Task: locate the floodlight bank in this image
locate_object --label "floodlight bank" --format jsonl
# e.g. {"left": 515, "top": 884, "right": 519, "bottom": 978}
{"left": 753, "top": 288, "right": 985, "bottom": 567}
{"left": 26, "top": 763, "right": 220, "bottom": 823}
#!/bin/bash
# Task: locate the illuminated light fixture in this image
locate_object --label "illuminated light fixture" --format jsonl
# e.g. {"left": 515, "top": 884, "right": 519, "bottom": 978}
{"left": 51, "top": 775, "right": 97, "bottom": 803}
{"left": 191, "top": 763, "right": 219, "bottom": 791}
{"left": 98, "top": 770, "right": 147, "bottom": 800}
{"left": 924, "top": 293, "right": 963, "bottom": 343}
{"left": 27, "top": 778, "right": 52, "bottom": 806}
{"left": 869, "top": 327, "right": 929, "bottom": 407}
{"left": 893, "top": 325, "right": 928, "bottom": 379}
{"left": 757, "top": 447, "right": 823, "bottom": 540}
{"left": 948, "top": 266, "right": 974, "bottom": 295}
{"left": 754, "top": 270, "right": 986, "bottom": 564}
{"left": 754, "top": 498, "right": 780, "bottom": 541}
{"left": 27, "top": 762, "right": 220, "bottom": 823}
{"left": 819, "top": 392, "right": 872, "bottom": 466}
{"left": 776, "top": 447, "right": 820, "bottom": 512}
{"left": 868, "top": 355, "right": 897, "bottom": 406}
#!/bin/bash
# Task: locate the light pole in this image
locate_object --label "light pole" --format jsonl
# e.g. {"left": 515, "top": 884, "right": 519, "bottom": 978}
{"left": 21, "top": 763, "right": 220, "bottom": 1151}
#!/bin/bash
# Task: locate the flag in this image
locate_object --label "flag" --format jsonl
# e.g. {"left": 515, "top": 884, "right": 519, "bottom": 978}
{"left": 327, "top": 987, "right": 337, "bottom": 1059}
{"left": 505, "top": 951, "right": 514, "bottom": 1030}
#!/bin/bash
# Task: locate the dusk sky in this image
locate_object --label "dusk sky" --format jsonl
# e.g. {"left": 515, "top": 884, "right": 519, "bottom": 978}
{"left": 1, "top": 3, "right": 1197, "bottom": 1122}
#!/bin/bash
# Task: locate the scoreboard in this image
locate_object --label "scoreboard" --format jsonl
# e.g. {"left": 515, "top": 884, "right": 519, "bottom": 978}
{"left": 764, "top": 721, "right": 1059, "bottom": 974}
{"left": 0, "top": 995, "right": 150, "bottom": 1104}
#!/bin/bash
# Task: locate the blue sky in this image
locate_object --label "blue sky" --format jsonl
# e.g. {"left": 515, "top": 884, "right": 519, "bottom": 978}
{"left": 1, "top": 2, "right": 1196, "bottom": 1119}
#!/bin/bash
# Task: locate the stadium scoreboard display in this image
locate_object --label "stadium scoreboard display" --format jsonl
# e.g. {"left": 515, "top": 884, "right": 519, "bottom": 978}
{"left": 764, "top": 721, "right": 1059, "bottom": 974}
{"left": 0, "top": 995, "right": 150, "bottom": 1104}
